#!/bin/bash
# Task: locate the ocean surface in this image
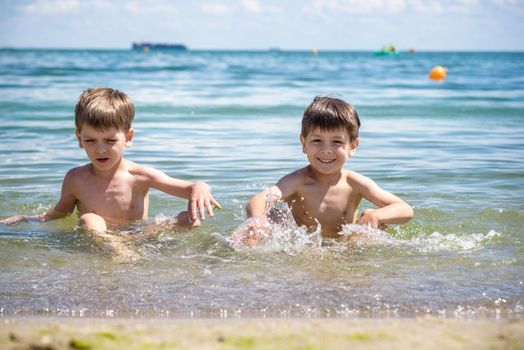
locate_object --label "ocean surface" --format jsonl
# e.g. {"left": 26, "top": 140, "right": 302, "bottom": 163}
{"left": 0, "top": 49, "right": 523, "bottom": 319}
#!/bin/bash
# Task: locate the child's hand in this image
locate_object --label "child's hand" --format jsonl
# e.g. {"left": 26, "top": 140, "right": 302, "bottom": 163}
{"left": 174, "top": 211, "right": 201, "bottom": 227}
{"left": 357, "top": 209, "right": 386, "bottom": 230}
{"left": 188, "top": 181, "right": 221, "bottom": 222}
{"left": 229, "top": 216, "right": 269, "bottom": 248}
{"left": 0, "top": 215, "right": 28, "bottom": 225}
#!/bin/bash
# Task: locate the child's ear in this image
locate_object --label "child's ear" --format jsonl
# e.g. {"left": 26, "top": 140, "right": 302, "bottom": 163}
{"left": 300, "top": 135, "right": 306, "bottom": 154}
{"left": 75, "top": 130, "right": 83, "bottom": 148}
{"left": 349, "top": 137, "right": 359, "bottom": 156}
{"left": 125, "top": 128, "right": 134, "bottom": 147}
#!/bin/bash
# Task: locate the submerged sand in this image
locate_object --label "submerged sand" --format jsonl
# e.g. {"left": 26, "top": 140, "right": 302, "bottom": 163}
{"left": 1, "top": 317, "right": 523, "bottom": 350}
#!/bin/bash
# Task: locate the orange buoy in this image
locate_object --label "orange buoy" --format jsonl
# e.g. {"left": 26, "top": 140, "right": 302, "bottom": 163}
{"left": 429, "top": 66, "right": 447, "bottom": 80}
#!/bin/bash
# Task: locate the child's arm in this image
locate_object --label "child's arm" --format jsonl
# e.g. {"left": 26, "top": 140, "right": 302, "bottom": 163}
{"left": 246, "top": 171, "right": 301, "bottom": 218}
{"left": 0, "top": 170, "right": 77, "bottom": 225}
{"left": 352, "top": 173, "right": 413, "bottom": 228}
{"left": 232, "top": 174, "right": 299, "bottom": 246}
{"left": 144, "top": 167, "right": 220, "bottom": 222}
{"left": 230, "top": 185, "right": 280, "bottom": 247}
{"left": 246, "top": 186, "right": 281, "bottom": 218}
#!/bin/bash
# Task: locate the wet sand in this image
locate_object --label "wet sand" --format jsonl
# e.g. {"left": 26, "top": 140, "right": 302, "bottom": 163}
{"left": 1, "top": 317, "right": 523, "bottom": 349}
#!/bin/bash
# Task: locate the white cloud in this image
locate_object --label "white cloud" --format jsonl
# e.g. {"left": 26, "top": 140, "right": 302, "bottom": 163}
{"left": 22, "top": 0, "right": 81, "bottom": 15}
{"left": 304, "top": 0, "right": 407, "bottom": 15}
{"left": 409, "top": 0, "right": 444, "bottom": 13}
{"left": 124, "top": 2, "right": 141, "bottom": 14}
{"left": 302, "top": 0, "right": 491, "bottom": 16}
{"left": 199, "top": 3, "right": 234, "bottom": 16}
{"left": 491, "top": 0, "right": 518, "bottom": 4}
{"left": 21, "top": 0, "right": 178, "bottom": 16}
{"left": 123, "top": 1, "right": 179, "bottom": 15}
{"left": 90, "top": 0, "right": 113, "bottom": 10}
{"left": 199, "top": 1, "right": 282, "bottom": 16}
{"left": 410, "top": 0, "right": 480, "bottom": 14}
{"left": 241, "top": 0, "right": 262, "bottom": 13}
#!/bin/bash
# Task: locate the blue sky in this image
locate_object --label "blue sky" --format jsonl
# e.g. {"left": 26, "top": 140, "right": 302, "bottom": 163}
{"left": 0, "top": 0, "right": 523, "bottom": 50}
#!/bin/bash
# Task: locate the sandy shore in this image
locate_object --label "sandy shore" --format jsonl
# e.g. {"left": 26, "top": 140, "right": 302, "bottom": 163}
{"left": 1, "top": 317, "right": 523, "bottom": 350}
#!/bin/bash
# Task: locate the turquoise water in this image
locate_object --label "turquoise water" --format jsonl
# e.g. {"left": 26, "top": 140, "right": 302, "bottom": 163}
{"left": 0, "top": 49, "right": 523, "bottom": 319}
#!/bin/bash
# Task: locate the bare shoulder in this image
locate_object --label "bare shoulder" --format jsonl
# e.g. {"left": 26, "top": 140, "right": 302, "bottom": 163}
{"left": 126, "top": 161, "right": 167, "bottom": 183}
{"left": 276, "top": 167, "right": 308, "bottom": 198}
{"left": 345, "top": 170, "right": 376, "bottom": 191}
{"left": 277, "top": 167, "right": 308, "bottom": 187}
{"left": 64, "top": 163, "right": 91, "bottom": 181}
{"left": 127, "top": 161, "right": 156, "bottom": 176}
{"left": 57, "top": 164, "right": 92, "bottom": 194}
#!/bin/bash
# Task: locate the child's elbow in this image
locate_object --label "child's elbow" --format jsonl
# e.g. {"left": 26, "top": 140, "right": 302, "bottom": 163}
{"left": 246, "top": 191, "right": 270, "bottom": 218}
{"left": 246, "top": 198, "right": 260, "bottom": 218}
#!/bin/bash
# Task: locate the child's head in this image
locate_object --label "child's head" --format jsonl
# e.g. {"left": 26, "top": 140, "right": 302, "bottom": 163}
{"left": 75, "top": 88, "right": 135, "bottom": 132}
{"left": 301, "top": 96, "right": 360, "bottom": 142}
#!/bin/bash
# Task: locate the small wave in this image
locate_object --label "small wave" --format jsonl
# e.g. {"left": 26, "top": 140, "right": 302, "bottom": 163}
{"left": 341, "top": 224, "right": 501, "bottom": 253}
{"left": 227, "top": 195, "right": 505, "bottom": 255}
{"left": 228, "top": 201, "right": 502, "bottom": 256}
{"left": 399, "top": 229, "right": 501, "bottom": 253}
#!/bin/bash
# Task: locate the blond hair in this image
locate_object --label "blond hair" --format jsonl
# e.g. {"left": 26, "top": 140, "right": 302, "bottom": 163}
{"left": 75, "top": 87, "right": 135, "bottom": 131}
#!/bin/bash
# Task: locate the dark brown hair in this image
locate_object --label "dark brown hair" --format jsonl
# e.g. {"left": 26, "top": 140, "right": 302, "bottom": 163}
{"left": 301, "top": 96, "right": 360, "bottom": 141}
{"left": 75, "top": 87, "right": 135, "bottom": 131}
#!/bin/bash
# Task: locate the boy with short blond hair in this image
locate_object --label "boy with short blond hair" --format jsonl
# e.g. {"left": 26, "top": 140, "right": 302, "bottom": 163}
{"left": 240, "top": 96, "right": 413, "bottom": 244}
{"left": 1, "top": 87, "right": 219, "bottom": 234}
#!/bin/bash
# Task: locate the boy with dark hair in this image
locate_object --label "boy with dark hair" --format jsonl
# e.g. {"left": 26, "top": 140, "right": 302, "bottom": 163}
{"left": 239, "top": 96, "right": 412, "bottom": 244}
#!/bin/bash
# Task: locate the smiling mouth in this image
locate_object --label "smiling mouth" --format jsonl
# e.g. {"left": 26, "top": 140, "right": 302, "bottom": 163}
{"left": 317, "top": 158, "right": 336, "bottom": 164}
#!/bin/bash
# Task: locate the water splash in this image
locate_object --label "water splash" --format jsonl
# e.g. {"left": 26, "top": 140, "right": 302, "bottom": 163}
{"left": 339, "top": 224, "right": 392, "bottom": 245}
{"left": 399, "top": 229, "right": 501, "bottom": 253}
{"left": 228, "top": 197, "right": 502, "bottom": 256}
{"left": 341, "top": 224, "right": 501, "bottom": 253}
{"left": 228, "top": 200, "right": 322, "bottom": 255}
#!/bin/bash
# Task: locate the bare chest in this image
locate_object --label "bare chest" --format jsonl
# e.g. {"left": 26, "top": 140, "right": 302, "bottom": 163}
{"left": 289, "top": 184, "right": 360, "bottom": 237}
{"left": 75, "top": 176, "right": 148, "bottom": 223}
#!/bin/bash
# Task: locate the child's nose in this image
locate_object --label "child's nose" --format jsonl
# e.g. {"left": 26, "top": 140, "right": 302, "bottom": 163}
{"left": 320, "top": 144, "right": 333, "bottom": 153}
{"left": 95, "top": 143, "right": 106, "bottom": 153}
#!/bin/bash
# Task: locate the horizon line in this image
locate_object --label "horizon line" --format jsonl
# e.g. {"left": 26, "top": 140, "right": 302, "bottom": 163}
{"left": 1, "top": 47, "right": 523, "bottom": 53}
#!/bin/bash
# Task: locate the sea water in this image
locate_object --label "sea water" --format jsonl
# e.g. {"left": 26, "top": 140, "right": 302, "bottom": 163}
{"left": 0, "top": 49, "right": 523, "bottom": 319}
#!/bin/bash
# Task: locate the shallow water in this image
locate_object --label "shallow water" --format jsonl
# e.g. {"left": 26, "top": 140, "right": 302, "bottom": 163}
{"left": 0, "top": 49, "right": 523, "bottom": 319}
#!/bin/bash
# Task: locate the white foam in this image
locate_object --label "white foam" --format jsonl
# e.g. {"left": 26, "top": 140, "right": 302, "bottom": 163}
{"left": 228, "top": 200, "right": 322, "bottom": 255}
{"left": 341, "top": 224, "right": 501, "bottom": 253}
{"left": 400, "top": 229, "right": 501, "bottom": 253}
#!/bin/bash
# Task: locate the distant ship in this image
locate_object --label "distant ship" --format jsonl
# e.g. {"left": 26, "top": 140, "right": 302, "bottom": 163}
{"left": 131, "top": 42, "right": 188, "bottom": 51}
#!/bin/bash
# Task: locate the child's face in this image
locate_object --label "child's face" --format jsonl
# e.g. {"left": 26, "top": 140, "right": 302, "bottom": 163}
{"left": 76, "top": 125, "right": 134, "bottom": 172}
{"left": 300, "top": 127, "right": 358, "bottom": 176}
